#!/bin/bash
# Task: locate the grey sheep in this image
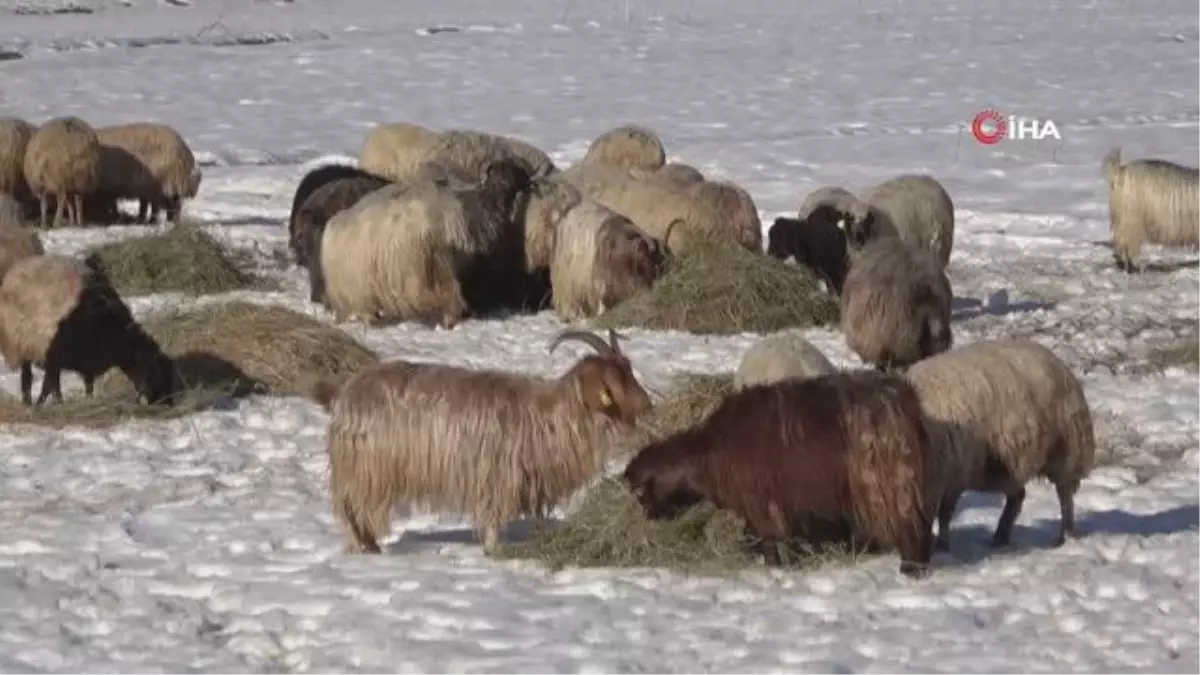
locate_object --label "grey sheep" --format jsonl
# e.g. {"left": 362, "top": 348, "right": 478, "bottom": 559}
{"left": 861, "top": 174, "right": 955, "bottom": 269}
{"left": 0, "top": 117, "right": 35, "bottom": 208}
{"left": 22, "top": 116, "right": 102, "bottom": 228}
{"left": 733, "top": 331, "right": 837, "bottom": 390}
{"left": 581, "top": 124, "right": 666, "bottom": 172}
{"left": 94, "top": 122, "right": 201, "bottom": 225}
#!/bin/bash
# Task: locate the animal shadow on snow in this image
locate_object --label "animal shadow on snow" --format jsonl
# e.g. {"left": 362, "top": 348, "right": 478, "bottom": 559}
{"left": 385, "top": 517, "right": 558, "bottom": 554}
{"left": 951, "top": 293, "right": 1055, "bottom": 321}
{"left": 172, "top": 351, "right": 264, "bottom": 400}
{"left": 937, "top": 493, "right": 1199, "bottom": 566}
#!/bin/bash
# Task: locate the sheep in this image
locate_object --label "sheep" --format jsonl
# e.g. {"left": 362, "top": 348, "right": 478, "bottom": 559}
{"left": 905, "top": 339, "right": 1095, "bottom": 553}
{"left": 622, "top": 369, "right": 935, "bottom": 578}
{"left": 358, "top": 122, "right": 440, "bottom": 182}
{"left": 556, "top": 163, "right": 731, "bottom": 253}
{"left": 1104, "top": 147, "right": 1200, "bottom": 272}
{"left": 319, "top": 159, "right": 534, "bottom": 327}
{"left": 794, "top": 185, "right": 889, "bottom": 258}
{"left": 861, "top": 174, "right": 955, "bottom": 268}
{"left": 288, "top": 163, "right": 391, "bottom": 269}
{"left": 839, "top": 236, "right": 953, "bottom": 371}
{"left": 733, "top": 331, "right": 836, "bottom": 390}
{"left": 418, "top": 129, "right": 557, "bottom": 183}
{"left": 309, "top": 328, "right": 652, "bottom": 554}
{"left": 0, "top": 117, "right": 35, "bottom": 206}
{"left": 522, "top": 173, "right": 585, "bottom": 273}
{"left": 765, "top": 216, "right": 849, "bottom": 294}
{"left": 94, "top": 122, "right": 200, "bottom": 225}
{"left": 0, "top": 253, "right": 179, "bottom": 405}
{"left": 639, "top": 161, "right": 705, "bottom": 189}
{"left": 22, "top": 116, "right": 102, "bottom": 228}
{"left": 0, "top": 197, "right": 45, "bottom": 284}
{"left": 549, "top": 199, "right": 671, "bottom": 320}
{"left": 687, "top": 179, "right": 763, "bottom": 251}
{"left": 581, "top": 124, "right": 666, "bottom": 171}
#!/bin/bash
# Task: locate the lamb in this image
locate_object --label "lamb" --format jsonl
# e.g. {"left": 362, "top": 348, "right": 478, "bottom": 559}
{"left": 687, "top": 179, "right": 763, "bottom": 251}
{"left": 1104, "top": 147, "right": 1199, "bottom": 272}
{"left": 839, "top": 236, "right": 953, "bottom": 371}
{"left": 733, "top": 331, "right": 836, "bottom": 390}
{"left": 622, "top": 370, "right": 935, "bottom": 578}
{"left": 549, "top": 199, "right": 671, "bottom": 320}
{"left": 0, "top": 196, "right": 45, "bottom": 284}
{"left": 0, "top": 117, "right": 35, "bottom": 207}
{"left": 309, "top": 328, "right": 652, "bottom": 554}
{"left": 22, "top": 116, "right": 102, "bottom": 228}
{"left": 0, "top": 254, "right": 178, "bottom": 405}
{"left": 288, "top": 163, "right": 390, "bottom": 269}
{"left": 905, "top": 339, "right": 1095, "bottom": 552}
{"left": 94, "top": 122, "right": 200, "bottom": 225}
{"left": 358, "top": 122, "right": 440, "bottom": 182}
{"left": 556, "top": 163, "right": 731, "bottom": 253}
{"left": 861, "top": 174, "right": 955, "bottom": 269}
{"left": 581, "top": 124, "right": 666, "bottom": 171}
{"left": 318, "top": 159, "right": 534, "bottom": 327}
{"left": 765, "top": 216, "right": 849, "bottom": 294}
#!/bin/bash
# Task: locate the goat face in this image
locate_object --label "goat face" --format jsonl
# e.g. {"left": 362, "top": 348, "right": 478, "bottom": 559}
{"left": 576, "top": 356, "right": 651, "bottom": 425}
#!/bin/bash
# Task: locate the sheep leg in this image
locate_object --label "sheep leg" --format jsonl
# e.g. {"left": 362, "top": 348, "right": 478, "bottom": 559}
{"left": 72, "top": 194, "right": 84, "bottom": 227}
{"left": 1053, "top": 482, "right": 1078, "bottom": 546}
{"left": 990, "top": 487, "right": 1026, "bottom": 548}
{"left": 83, "top": 374, "right": 95, "bottom": 397}
{"left": 897, "top": 514, "right": 935, "bottom": 580}
{"left": 481, "top": 524, "right": 502, "bottom": 552}
{"left": 335, "top": 495, "right": 382, "bottom": 554}
{"left": 934, "top": 492, "right": 960, "bottom": 552}
{"left": 19, "top": 363, "right": 33, "bottom": 406}
{"left": 38, "top": 196, "right": 48, "bottom": 228}
{"left": 137, "top": 199, "right": 150, "bottom": 224}
{"left": 52, "top": 195, "right": 66, "bottom": 229}
{"left": 36, "top": 366, "right": 62, "bottom": 405}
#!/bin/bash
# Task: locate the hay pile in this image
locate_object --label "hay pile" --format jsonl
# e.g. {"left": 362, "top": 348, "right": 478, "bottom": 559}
{"left": 594, "top": 235, "right": 839, "bottom": 334}
{"left": 0, "top": 387, "right": 222, "bottom": 429}
{"left": 88, "top": 224, "right": 263, "bottom": 296}
{"left": 99, "top": 301, "right": 379, "bottom": 398}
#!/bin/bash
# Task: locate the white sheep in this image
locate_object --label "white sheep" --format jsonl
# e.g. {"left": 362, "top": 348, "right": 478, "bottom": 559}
{"left": 733, "top": 331, "right": 837, "bottom": 390}
{"left": 861, "top": 174, "right": 955, "bottom": 269}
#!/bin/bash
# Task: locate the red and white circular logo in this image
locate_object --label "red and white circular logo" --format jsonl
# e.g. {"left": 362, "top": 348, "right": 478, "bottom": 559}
{"left": 971, "top": 110, "right": 1007, "bottom": 145}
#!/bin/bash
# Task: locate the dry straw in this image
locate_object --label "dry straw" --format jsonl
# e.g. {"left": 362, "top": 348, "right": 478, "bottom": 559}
{"left": 594, "top": 235, "right": 838, "bottom": 335}
{"left": 87, "top": 222, "right": 267, "bottom": 296}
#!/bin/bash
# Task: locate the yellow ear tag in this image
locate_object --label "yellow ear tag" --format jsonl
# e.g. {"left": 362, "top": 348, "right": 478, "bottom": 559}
{"left": 599, "top": 390, "right": 613, "bottom": 407}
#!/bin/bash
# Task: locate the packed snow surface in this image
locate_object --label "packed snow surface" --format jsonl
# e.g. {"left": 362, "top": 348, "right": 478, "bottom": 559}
{"left": 0, "top": 0, "right": 1197, "bottom": 671}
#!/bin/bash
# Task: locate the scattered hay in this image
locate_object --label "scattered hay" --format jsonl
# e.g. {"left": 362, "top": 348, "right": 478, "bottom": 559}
{"left": 98, "top": 301, "right": 379, "bottom": 398}
{"left": 87, "top": 223, "right": 266, "bottom": 296}
{"left": 643, "top": 372, "right": 734, "bottom": 439}
{"left": 0, "top": 386, "right": 228, "bottom": 429}
{"left": 594, "top": 235, "right": 838, "bottom": 334}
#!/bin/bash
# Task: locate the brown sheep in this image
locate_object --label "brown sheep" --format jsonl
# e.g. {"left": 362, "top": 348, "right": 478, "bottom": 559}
{"left": 287, "top": 163, "right": 391, "bottom": 269}
{"left": 687, "top": 179, "right": 763, "bottom": 251}
{"left": 358, "top": 122, "right": 440, "bottom": 182}
{"left": 310, "top": 329, "right": 652, "bottom": 554}
{"left": 94, "top": 122, "right": 200, "bottom": 224}
{"left": 22, "top": 116, "right": 102, "bottom": 228}
{"left": 0, "top": 117, "right": 35, "bottom": 207}
{"left": 0, "top": 196, "right": 45, "bottom": 284}
{"left": 622, "top": 370, "right": 935, "bottom": 578}
{"left": 581, "top": 124, "right": 666, "bottom": 171}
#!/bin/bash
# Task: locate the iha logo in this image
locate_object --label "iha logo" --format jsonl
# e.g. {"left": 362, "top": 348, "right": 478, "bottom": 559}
{"left": 971, "top": 109, "right": 1061, "bottom": 144}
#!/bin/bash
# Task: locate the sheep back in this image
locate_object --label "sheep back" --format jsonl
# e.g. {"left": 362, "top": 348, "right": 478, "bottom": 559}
{"left": 22, "top": 116, "right": 102, "bottom": 201}
{"left": 358, "top": 122, "right": 440, "bottom": 182}
{"left": 687, "top": 179, "right": 763, "bottom": 251}
{"left": 0, "top": 254, "right": 89, "bottom": 367}
{"left": 839, "top": 236, "right": 953, "bottom": 370}
{"left": 416, "top": 130, "right": 555, "bottom": 185}
{"left": 0, "top": 117, "right": 35, "bottom": 199}
{"left": 638, "top": 161, "right": 705, "bottom": 189}
{"left": 862, "top": 174, "right": 955, "bottom": 268}
{"left": 1104, "top": 147, "right": 1200, "bottom": 271}
{"left": 581, "top": 124, "right": 666, "bottom": 171}
{"left": 733, "top": 331, "right": 836, "bottom": 390}
{"left": 95, "top": 122, "right": 198, "bottom": 202}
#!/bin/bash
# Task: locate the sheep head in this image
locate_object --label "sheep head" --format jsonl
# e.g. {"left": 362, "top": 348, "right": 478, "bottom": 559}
{"left": 549, "top": 328, "right": 651, "bottom": 425}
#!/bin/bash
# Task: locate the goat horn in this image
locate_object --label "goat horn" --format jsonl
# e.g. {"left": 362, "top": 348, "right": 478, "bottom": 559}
{"left": 548, "top": 330, "right": 616, "bottom": 357}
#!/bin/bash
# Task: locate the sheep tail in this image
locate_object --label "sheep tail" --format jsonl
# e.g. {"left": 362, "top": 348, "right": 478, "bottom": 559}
{"left": 309, "top": 375, "right": 348, "bottom": 412}
{"left": 1104, "top": 147, "right": 1122, "bottom": 188}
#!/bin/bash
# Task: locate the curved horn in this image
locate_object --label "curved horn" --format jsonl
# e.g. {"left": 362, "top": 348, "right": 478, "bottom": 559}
{"left": 548, "top": 330, "right": 616, "bottom": 357}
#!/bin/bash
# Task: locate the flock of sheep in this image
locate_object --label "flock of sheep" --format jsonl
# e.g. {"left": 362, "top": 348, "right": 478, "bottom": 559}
{"left": 0, "top": 113, "right": 1196, "bottom": 577}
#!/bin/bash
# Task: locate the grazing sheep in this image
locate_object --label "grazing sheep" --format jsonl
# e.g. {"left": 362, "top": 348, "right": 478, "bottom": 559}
{"left": 622, "top": 370, "right": 934, "bottom": 578}
{"left": 288, "top": 163, "right": 390, "bottom": 269}
{"left": 1104, "top": 147, "right": 1200, "bottom": 272}
{"left": 906, "top": 339, "right": 1095, "bottom": 552}
{"left": 765, "top": 216, "right": 849, "bottom": 294}
{"left": 319, "top": 159, "right": 534, "bottom": 327}
{"left": 840, "top": 237, "right": 953, "bottom": 371}
{"left": 22, "top": 116, "right": 102, "bottom": 228}
{"left": 0, "top": 254, "right": 178, "bottom": 405}
{"left": 358, "top": 122, "right": 440, "bottom": 182}
{"left": 549, "top": 199, "right": 671, "bottom": 320}
{"left": 0, "top": 117, "right": 35, "bottom": 205}
{"left": 523, "top": 174, "right": 585, "bottom": 273}
{"left": 733, "top": 331, "right": 836, "bottom": 390}
{"left": 94, "top": 122, "right": 200, "bottom": 225}
{"left": 557, "top": 163, "right": 730, "bottom": 253}
{"left": 687, "top": 180, "right": 763, "bottom": 251}
{"left": 581, "top": 124, "right": 666, "bottom": 171}
{"left": 861, "top": 174, "right": 955, "bottom": 268}
{"left": 310, "top": 329, "right": 652, "bottom": 554}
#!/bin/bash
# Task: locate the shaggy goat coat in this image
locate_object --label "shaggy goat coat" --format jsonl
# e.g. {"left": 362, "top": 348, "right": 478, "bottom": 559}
{"left": 622, "top": 371, "right": 935, "bottom": 577}
{"left": 862, "top": 174, "right": 955, "bottom": 269}
{"left": 290, "top": 167, "right": 390, "bottom": 271}
{"left": 311, "top": 330, "right": 651, "bottom": 554}
{"left": 581, "top": 124, "right": 666, "bottom": 171}
{"left": 1104, "top": 147, "right": 1200, "bottom": 272}
{"left": 319, "top": 162, "right": 532, "bottom": 327}
{"left": 733, "top": 331, "right": 837, "bottom": 390}
{"left": 23, "top": 116, "right": 102, "bottom": 228}
{"left": 0, "top": 254, "right": 177, "bottom": 405}
{"left": 839, "top": 236, "right": 953, "bottom": 371}
{"left": 549, "top": 199, "right": 669, "bottom": 320}
{"left": 95, "top": 122, "right": 199, "bottom": 224}
{"left": 905, "top": 339, "right": 1096, "bottom": 552}
{"left": 358, "top": 122, "right": 440, "bottom": 182}
{"left": 0, "top": 117, "right": 35, "bottom": 202}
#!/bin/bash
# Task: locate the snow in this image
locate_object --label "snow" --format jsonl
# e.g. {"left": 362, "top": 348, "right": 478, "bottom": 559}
{"left": 0, "top": 0, "right": 1198, "bottom": 671}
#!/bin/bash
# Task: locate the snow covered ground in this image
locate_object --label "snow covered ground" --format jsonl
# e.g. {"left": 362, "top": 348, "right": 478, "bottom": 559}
{"left": 0, "top": 0, "right": 1198, "bottom": 671}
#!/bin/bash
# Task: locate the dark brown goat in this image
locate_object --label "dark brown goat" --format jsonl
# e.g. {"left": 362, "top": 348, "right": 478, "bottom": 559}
{"left": 622, "top": 370, "right": 935, "bottom": 578}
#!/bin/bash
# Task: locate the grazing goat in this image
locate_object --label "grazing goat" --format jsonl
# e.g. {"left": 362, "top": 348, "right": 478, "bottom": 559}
{"left": 1104, "top": 147, "right": 1199, "bottom": 272}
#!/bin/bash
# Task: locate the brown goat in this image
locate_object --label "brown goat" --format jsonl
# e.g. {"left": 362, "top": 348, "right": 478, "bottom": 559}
{"left": 311, "top": 329, "right": 651, "bottom": 554}
{"left": 622, "top": 370, "right": 934, "bottom": 578}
